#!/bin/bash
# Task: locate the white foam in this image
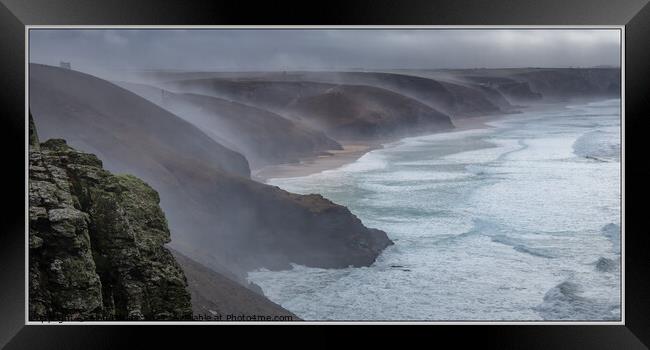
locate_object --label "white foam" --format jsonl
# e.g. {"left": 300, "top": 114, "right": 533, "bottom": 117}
{"left": 251, "top": 100, "right": 621, "bottom": 321}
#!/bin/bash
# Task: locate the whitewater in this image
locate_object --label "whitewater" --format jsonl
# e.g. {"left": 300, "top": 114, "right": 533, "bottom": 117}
{"left": 248, "top": 99, "right": 622, "bottom": 321}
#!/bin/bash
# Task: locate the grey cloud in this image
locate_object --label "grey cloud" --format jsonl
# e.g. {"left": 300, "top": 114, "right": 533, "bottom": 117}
{"left": 29, "top": 29, "right": 621, "bottom": 74}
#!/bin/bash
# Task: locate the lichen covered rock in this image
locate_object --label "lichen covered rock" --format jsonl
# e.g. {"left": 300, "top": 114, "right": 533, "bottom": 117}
{"left": 29, "top": 116, "right": 192, "bottom": 321}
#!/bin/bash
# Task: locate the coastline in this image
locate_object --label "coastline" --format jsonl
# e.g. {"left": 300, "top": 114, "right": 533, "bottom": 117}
{"left": 251, "top": 142, "right": 382, "bottom": 182}
{"left": 248, "top": 99, "right": 621, "bottom": 321}
{"left": 252, "top": 114, "right": 505, "bottom": 182}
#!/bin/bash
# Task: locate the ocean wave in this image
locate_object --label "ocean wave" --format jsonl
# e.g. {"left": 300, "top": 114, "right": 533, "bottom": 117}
{"left": 534, "top": 280, "right": 619, "bottom": 320}
{"left": 491, "top": 235, "right": 557, "bottom": 259}
{"left": 566, "top": 99, "right": 620, "bottom": 110}
{"left": 439, "top": 219, "right": 558, "bottom": 259}
{"left": 255, "top": 100, "right": 621, "bottom": 321}
{"left": 339, "top": 151, "right": 388, "bottom": 173}
{"left": 572, "top": 130, "right": 620, "bottom": 161}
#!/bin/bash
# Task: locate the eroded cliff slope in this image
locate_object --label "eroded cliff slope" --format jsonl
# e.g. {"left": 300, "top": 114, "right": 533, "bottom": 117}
{"left": 30, "top": 64, "right": 393, "bottom": 275}
{"left": 113, "top": 81, "right": 342, "bottom": 169}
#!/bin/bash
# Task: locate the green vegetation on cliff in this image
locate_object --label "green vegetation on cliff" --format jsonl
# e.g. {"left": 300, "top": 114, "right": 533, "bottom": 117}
{"left": 28, "top": 114, "right": 192, "bottom": 321}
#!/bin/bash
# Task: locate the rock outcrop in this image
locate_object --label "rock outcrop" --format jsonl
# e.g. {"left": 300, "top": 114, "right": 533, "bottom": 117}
{"left": 29, "top": 115, "right": 192, "bottom": 321}
{"left": 197, "top": 177, "right": 394, "bottom": 271}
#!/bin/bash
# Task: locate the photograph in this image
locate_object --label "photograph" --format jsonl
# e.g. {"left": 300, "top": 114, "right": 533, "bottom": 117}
{"left": 27, "top": 27, "right": 622, "bottom": 323}
{"left": 2, "top": 0, "right": 650, "bottom": 348}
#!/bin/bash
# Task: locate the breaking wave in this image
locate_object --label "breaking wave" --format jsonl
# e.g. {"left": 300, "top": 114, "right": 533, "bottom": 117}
{"left": 534, "top": 280, "right": 619, "bottom": 320}
{"left": 254, "top": 100, "right": 621, "bottom": 321}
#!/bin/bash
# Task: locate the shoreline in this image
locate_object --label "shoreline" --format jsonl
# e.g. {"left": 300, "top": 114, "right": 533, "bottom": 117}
{"left": 252, "top": 114, "right": 506, "bottom": 182}
{"left": 251, "top": 142, "right": 383, "bottom": 182}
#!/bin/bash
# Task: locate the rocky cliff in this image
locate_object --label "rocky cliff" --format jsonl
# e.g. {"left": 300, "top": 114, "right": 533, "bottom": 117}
{"left": 29, "top": 115, "right": 192, "bottom": 321}
{"left": 196, "top": 176, "right": 394, "bottom": 271}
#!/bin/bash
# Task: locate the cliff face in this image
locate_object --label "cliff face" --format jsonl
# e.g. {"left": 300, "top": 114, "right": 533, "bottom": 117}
{"left": 113, "top": 81, "right": 342, "bottom": 169}
{"left": 198, "top": 176, "right": 394, "bottom": 271}
{"left": 458, "top": 75, "right": 543, "bottom": 102}
{"left": 29, "top": 116, "right": 192, "bottom": 321}
{"left": 511, "top": 68, "right": 621, "bottom": 99}
{"left": 30, "top": 65, "right": 394, "bottom": 276}
{"left": 29, "top": 63, "right": 250, "bottom": 179}
{"left": 290, "top": 85, "right": 454, "bottom": 140}
{"left": 428, "top": 68, "right": 620, "bottom": 102}
{"left": 170, "top": 249, "right": 299, "bottom": 320}
{"left": 159, "top": 68, "right": 619, "bottom": 123}
{"left": 165, "top": 79, "right": 454, "bottom": 140}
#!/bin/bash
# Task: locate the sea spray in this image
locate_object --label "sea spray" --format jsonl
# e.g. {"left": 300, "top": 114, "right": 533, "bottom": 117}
{"left": 250, "top": 100, "right": 621, "bottom": 321}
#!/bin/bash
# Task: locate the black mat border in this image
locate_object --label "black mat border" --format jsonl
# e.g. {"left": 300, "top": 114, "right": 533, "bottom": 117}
{"left": 1, "top": 0, "right": 648, "bottom": 348}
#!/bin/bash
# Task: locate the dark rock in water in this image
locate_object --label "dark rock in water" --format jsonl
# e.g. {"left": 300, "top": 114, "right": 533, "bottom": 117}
{"left": 595, "top": 257, "right": 617, "bottom": 272}
{"left": 29, "top": 120, "right": 192, "bottom": 321}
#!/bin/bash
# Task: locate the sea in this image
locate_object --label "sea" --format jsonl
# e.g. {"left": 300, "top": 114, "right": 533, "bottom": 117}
{"left": 248, "top": 99, "right": 622, "bottom": 321}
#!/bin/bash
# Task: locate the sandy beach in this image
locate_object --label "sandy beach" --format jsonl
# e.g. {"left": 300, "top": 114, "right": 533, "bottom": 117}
{"left": 252, "top": 142, "right": 381, "bottom": 181}
{"left": 452, "top": 114, "right": 506, "bottom": 130}
{"left": 252, "top": 114, "right": 506, "bottom": 182}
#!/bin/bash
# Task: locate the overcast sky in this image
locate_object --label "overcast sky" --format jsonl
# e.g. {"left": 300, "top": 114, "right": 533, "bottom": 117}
{"left": 29, "top": 29, "right": 621, "bottom": 73}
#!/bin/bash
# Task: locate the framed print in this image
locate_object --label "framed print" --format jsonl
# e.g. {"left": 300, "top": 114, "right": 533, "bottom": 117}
{"left": 0, "top": 0, "right": 649, "bottom": 348}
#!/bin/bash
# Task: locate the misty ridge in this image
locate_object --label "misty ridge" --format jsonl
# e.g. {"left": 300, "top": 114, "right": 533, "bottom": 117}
{"left": 29, "top": 62, "right": 620, "bottom": 273}
{"left": 28, "top": 58, "right": 620, "bottom": 319}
